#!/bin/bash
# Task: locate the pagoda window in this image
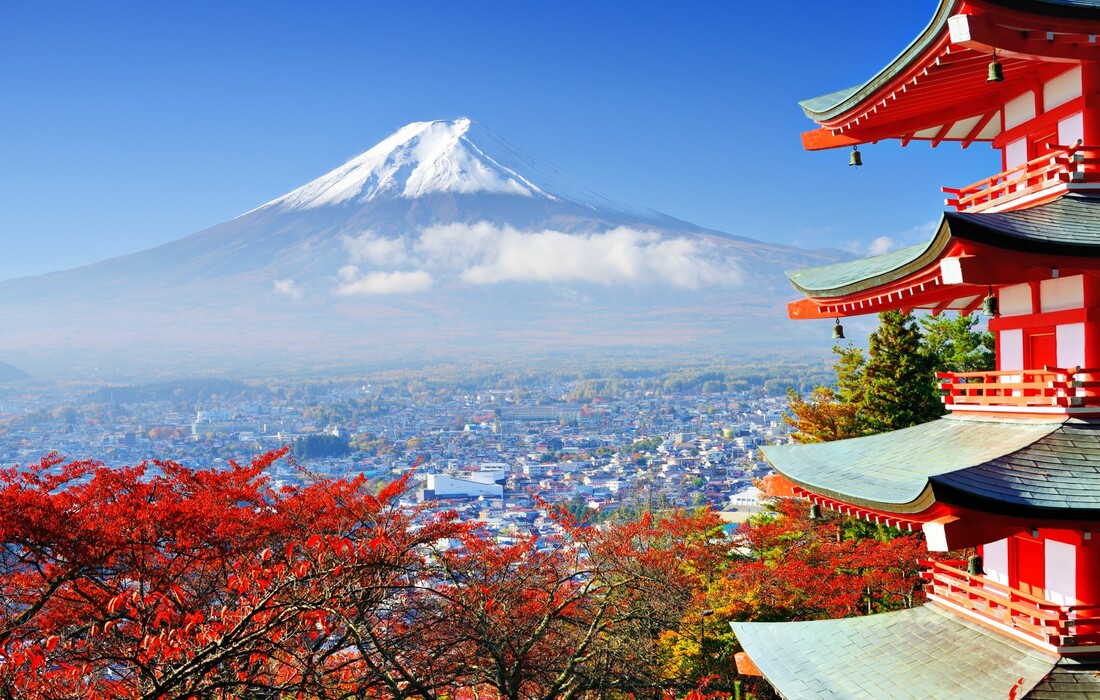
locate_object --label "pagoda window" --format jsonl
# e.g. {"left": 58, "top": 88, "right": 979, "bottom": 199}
{"left": 998, "top": 283, "right": 1034, "bottom": 316}
{"left": 982, "top": 537, "right": 1010, "bottom": 586}
{"left": 1060, "top": 112, "right": 1085, "bottom": 146}
{"left": 998, "top": 328, "right": 1024, "bottom": 372}
{"left": 1004, "top": 138, "right": 1029, "bottom": 171}
{"left": 1043, "top": 66, "right": 1082, "bottom": 114}
{"left": 1040, "top": 276, "right": 1084, "bottom": 313}
{"left": 1056, "top": 323, "right": 1086, "bottom": 368}
{"left": 1045, "top": 539, "right": 1077, "bottom": 606}
{"left": 1005, "top": 92, "right": 1037, "bottom": 132}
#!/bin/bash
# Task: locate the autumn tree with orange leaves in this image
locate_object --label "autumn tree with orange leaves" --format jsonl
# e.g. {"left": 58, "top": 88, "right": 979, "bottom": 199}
{"left": 0, "top": 449, "right": 727, "bottom": 700}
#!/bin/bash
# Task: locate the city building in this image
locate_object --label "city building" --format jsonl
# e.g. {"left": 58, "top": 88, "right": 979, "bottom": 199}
{"left": 732, "top": 1, "right": 1100, "bottom": 697}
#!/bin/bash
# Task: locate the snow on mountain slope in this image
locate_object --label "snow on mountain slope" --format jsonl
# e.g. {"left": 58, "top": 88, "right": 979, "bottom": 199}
{"left": 261, "top": 118, "right": 650, "bottom": 217}
{"left": 0, "top": 118, "right": 847, "bottom": 376}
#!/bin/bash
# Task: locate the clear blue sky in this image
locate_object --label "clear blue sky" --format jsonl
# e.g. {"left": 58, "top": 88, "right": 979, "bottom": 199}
{"left": 0, "top": 1, "right": 1000, "bottom": 281}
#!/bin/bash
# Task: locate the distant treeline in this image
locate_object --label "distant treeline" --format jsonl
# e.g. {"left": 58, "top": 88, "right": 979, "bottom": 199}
{"left": 84, "top": 378, "right": 257, "bottom": 405}
{"left": 63, "top": 352, "right": 834, "bottom": 410}
{"left": 291, "top": 433, "right": 351, "bottom": 459}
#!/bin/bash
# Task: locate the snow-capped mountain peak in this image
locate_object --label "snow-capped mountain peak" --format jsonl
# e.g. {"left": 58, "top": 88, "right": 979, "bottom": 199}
{"left": 264, "top": 118, "right": 631, "bottom": 213}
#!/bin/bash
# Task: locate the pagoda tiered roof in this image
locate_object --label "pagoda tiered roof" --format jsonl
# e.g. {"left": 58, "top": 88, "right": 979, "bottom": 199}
{"left": 764, "top": 416, "right": 1100, "bottom": 521}
{"left": 800, "top": 0, "right": 1100, "bottom": 151}
{"left": 788, "top": 193, "right": 1100, "bottom": 320}
{"left": 735, "top": 1, "right": 1100, "bottom": 697}
{"left": 730, "top": 603, "right": 1062, "bottom": 700}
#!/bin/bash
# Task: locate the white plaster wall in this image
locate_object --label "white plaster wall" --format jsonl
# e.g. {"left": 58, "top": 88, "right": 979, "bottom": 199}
{"left": 1005, "top": 138, "right": 1028, "bottom": 169}
{"left": 999, "top": 283, "right": 1033, "bottom": 316}
{"left": 1041, "top": 275, "right": 1084, "bottom": 312}
{"left": 983, "top": 538, "right": 1010, "bottom": 586}
{"left": 1045, "top": 539, "right": 1077, "bottom": 605}
{"left": 1060, "top": 112, "right": 1085, "bottom": 146}
{"left": 1044, "top": 66, "right": 1082, "bottom": 112}
{"left": 1057, "top": 323, "right": 1086, "bottom": 368}
{"left": 1005, "top": 91, "right": 1037, "bottom": 130}
{"left": 1000, "top": 328, "right": 1024, "bottom": 370}
{"left": 426, "top": 474, "right": 503, "bottom": 498}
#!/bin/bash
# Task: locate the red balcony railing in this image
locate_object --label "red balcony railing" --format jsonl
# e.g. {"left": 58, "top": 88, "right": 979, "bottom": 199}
{"left": 937, "top": 366, "right": 1100, "bottom": 412}
{"left": 943, "top": 141, "right": 1100, "bottom": 213}
{"left": 921, "top": 560, "right": 1100, "bottom": 648}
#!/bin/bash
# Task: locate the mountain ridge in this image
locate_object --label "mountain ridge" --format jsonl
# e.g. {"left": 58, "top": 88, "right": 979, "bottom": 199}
{"left": 0, "top": 119, "right": 844, "bottom": 377}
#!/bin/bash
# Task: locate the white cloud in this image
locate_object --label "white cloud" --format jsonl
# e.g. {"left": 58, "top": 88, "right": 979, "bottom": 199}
{"left": 330, "top": 222, "right": 744, "bottom": 296}
{"left": 867, "top": 236, "right": 900, "bottom": 256}
{"left": 335, "top": 269, "right": 434, "bottom": 296}
{"left": 343, "top": 232, "right": 410, "bottom": 265}
{"left": 843, "top": 220, "right": 939, "bottom": 257}
{"left": 416, "top": 223, "right": 742, "bottom": 289}
{"left": 273, "top": 278, "right": 304, "bottom": 299}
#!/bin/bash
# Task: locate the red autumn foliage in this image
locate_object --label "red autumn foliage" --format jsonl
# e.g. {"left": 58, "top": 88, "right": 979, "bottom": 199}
{"left": 0, "top": 450, "right": 731, "bottom": 700}
{"left": 716, "top": 499, "right": 933, "bottom": 624}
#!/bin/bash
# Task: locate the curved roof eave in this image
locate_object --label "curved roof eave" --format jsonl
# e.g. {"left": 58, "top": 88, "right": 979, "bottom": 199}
{"left": 800, "top": 0, "right": 1100, "bottom": 123}
{"left": 785, "top": 216, "right": 953, "bottom": 298}
{"left": 785, "top": 194, "right": 1100, "bottom": 299}
{"left": 731, "top": 604, "right": 1057, "bottom": 700}
{"left": 799, "top": 0, "right": 960, "bottom": 122}
{"left": 760, "top": 416, "right": 1065, "bottom": 515}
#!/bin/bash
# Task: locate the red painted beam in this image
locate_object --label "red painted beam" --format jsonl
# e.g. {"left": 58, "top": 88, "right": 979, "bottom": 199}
{"left": 949, "top": 12, "right": 1100, "bottom": 62}
{"left": 801, "top": 129, "right": 862, "bottom": 151}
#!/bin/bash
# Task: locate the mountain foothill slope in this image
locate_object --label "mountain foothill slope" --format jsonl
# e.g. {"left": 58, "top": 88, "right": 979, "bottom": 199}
{"left": 0, "top": 119, "right": 843, "bottom": 377}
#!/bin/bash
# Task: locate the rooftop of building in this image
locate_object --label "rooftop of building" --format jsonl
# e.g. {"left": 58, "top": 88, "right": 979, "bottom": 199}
{"left": 762, "top": 415, "right": 1100, "bottom": 519}
{"left": 789, "top": 193, "right": 1100, "bottom": 299}
{"left": 731, "top": 603, "right": 1061, "bottom": 700}
{"left": 786, "top": 192, "right": 1100, "bottom": 321}
{"left": 799, "top": 0, "right": 1100, "bottom": 151}
{"left": 734, "top": 601, "right": 1100, "bottom": 698}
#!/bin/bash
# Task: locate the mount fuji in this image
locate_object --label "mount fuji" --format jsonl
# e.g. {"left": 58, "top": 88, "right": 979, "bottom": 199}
{"left": 0, "top": 119, "right": 842, "bottom": 378}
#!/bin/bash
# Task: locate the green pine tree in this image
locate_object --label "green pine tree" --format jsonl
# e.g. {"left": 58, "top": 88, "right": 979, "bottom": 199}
{"left": 861, "top": 310, "right": 943, "bottom": 433}
{"left": 787, "top": 311, "right": 948, "bottom": 442}
{"left": 919, "top": 312, "right": 995, "bottom": 374}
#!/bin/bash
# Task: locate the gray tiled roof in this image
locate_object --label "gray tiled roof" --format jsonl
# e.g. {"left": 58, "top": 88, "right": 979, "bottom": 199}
{"left": 1024, "top": 656, "right": 1100, "bottom": 699}
{"left": 731, "top": 604, "right": 1057, "bottom": 700}
{"left": 762, "top": 416, "right": 1063, "bottom": 513}
{"left": 934, "top": 421, "right": 1100, "bottom": 516}
{"left": 947, "top": 194, "right": 1100, "bottom": 255}
{"left": 787, "top": 194, "right": 1100, "bottom": 297}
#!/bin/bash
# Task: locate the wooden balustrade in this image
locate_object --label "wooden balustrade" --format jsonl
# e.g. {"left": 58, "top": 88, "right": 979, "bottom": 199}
{"left": 937, "top": 365, "right": 1100, "bottom": 412}
{"left": 920, "top": 560, "right": 1100, "bottom": 648}
{"left": 943, "top": 142, "right": 1100, "bottom": 213}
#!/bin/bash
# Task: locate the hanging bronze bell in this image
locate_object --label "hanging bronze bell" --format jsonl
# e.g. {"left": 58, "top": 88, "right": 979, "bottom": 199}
{"left": 967, "top": 555, "right": 984, "bottom": 576}
{"left": 832, "top": 319, "right": 845, "bottom": 339}
{"left": 849, "top": 146, "right": 862, "bottom": 167}
{"left": 809, "top": 503, "right": 822, "bottom": 520}
{"left": 982, "top": 290, "right": 998, "bottom": 316}
{"left": 987, "top": 55, "right": 1004, "bottom": 83}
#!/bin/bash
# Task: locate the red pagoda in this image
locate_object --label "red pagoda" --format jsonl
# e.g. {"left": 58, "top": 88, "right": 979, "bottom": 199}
{"left": 731, "top": 1, "right": 1100, "bottom": 697}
